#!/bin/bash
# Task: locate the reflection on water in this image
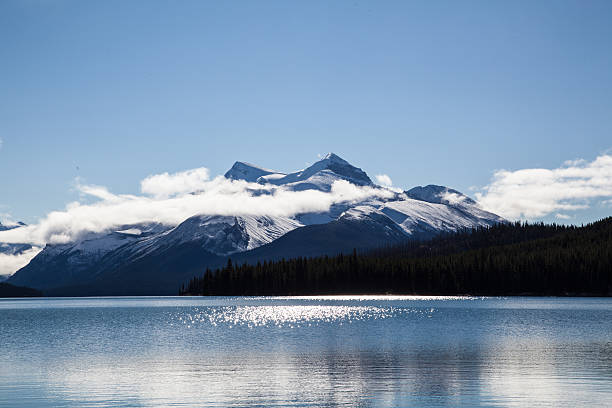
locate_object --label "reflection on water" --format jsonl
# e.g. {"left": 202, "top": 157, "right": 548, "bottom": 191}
{"left": 174, "top": 304, "right": 434, "bottom": 328}
{"left": 1, "top": 296, "right": 611, "bottom": 407}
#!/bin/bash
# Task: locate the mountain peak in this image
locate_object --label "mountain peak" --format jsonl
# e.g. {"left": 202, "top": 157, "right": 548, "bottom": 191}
{"left": 321, "top": 152, "right": 345, "bottom": 162}
{"left": 283, "top": 153, "right": 371, "bottom": 187}
{"left": 223, "top": 153, "right": 372, "bottom": 189}
{"left": 224, "top": 161, "right": 284, "bottom": 183}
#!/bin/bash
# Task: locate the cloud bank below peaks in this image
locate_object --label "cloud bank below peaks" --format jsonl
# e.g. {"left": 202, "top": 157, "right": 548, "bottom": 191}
{"left": 0, "top": 247, "right": 42, "bottom": 278}
{"left": 476, "top": 153, "right": 612, "bottom": 220}
{"left": 375, "top": 174, "right": 393, "bottom": 187}
{"left": 140, "top": 167, "right": 211, "bottom": 198}
{"left": 0, "top": 168, "right": 394, "bottom": 247}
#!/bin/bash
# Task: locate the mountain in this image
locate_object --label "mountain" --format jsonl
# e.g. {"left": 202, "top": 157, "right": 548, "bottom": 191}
{"left": 405, "top": 185, "right": 476, "bottom": 205}
{"left": 226, "top": 153, "right": 372, "bottom": 191}
{"left": 269, "top": 153, "right": 372, "bottom": 189}
{"left": 7, "top": 223, "right": 169, "bottom": 290}
{"left": 224, "top": 162, "right": 283, "bottom": 183}
{"left": 9, "top": 215, "right": 303, "bottom": 294}
{"left": 234, "top": 206, "right": 409, "bottom": 262}
{"left": 7, "top": 153, "right": 504, "bottom": 295}
{"left": 379, "top": 197, "right": 503, "bottom": 238}
{"left": 156, "top": 215, "right": 303, "bottom": 255}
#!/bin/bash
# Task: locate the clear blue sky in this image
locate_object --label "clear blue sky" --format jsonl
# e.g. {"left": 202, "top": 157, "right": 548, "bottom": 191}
{"left": 1, "top": 0, "right": 611, "bottom": 225}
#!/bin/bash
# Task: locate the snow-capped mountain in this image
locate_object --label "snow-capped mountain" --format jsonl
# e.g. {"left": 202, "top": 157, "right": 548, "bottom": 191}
{"left": 405, "top": 185, "right": 476, "bottom": 205}
{"left": 225, "top": 153, "right": 372, "bottom": 191}
{"left": 8, "top": 216, "right": 302, "bottom": 291}
{"left": 154, "top": 215, "right": 303, "bottom": 255}
{"left": 224, "top": 162, "right": 282, "bottom": 183}
{"left": 379, "top": 196, "right": 503, "bottom": 236}
{"left": 7, "top": 153, "right": 504, "bottom": 295}
{"left": 6, "top": 223, "right": 169, "bottom": 289}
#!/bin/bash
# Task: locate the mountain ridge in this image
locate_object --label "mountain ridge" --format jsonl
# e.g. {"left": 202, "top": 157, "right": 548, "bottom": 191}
{"left": 6, "top": 153, "right": 504, "bottom": 295}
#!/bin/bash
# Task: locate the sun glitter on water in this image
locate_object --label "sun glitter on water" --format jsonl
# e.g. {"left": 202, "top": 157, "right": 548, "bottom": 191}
{"left": 173, "top": 304, "right": 437, "bottom": 329}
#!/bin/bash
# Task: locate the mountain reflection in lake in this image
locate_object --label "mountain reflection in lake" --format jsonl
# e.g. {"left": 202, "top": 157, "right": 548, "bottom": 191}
{"left": 1, "top": 296, "right": 611, "bottom": 407}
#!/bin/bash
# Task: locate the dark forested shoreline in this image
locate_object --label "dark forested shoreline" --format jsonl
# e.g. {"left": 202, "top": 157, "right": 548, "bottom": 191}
{"left": 0, "top": 282, "right": 43, "bottom": 298}
{"left": 181, "top": 218, "right": 612, "bottom": 296}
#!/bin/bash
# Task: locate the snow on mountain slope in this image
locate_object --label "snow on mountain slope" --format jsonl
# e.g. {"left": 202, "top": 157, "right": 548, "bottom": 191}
{"left": 154, "top": 214, "right": 303, "bottom": 255}
{"left": 8, "top": 212, "right": 303, "bottom": 288}
{"left": 380, "top": 198, "right": 503, "bottom": 236}
{"left": 225, "top": 153, "right": 372, "bottom": 192}
{"left": 7, "top": 223, "right": 172, "bottom": 289}
{"left": 269, "top": 153, "right": 372, "bottom": 189}
{"left": 295, "top": 203, "right": 351, "bottom": 225}
{"left": 29, "top": 223, "right": 170, "bottom": 267}
{"left": 339, "top": 205, "right": 410, "bottom": 237}
{"left": 333, "top": 196, "right": 502, "bottom": 242}
{"left": 235, "top": 206, "right": 409, "bottom": 263}
{"left": 224, "top": 161, "right": 285, "bottom": 183}
{"left": 405, "top": 185, "right": 476, "bottom": 205}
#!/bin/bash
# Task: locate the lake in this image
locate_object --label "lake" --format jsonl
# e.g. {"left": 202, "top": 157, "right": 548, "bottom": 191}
{"left": 1, "top": 296, "right": 611, "bottom": 407}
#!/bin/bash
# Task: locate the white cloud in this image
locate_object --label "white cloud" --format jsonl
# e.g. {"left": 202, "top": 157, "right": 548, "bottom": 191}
{"left": 0, "top": 172, "right": 394, "bottom": 247}
{"left": 476, "top": 154, "right": 612, "bottom": 220}
{"left": 140, "top": 167, "right": 211, "bottom": 198}
{"left": 441, "top": 191, "right": 468, "bottom": 206}
{"left": 555, "top": 213, "right": 571, "bottom": 220}
{"left": 375, "top": 174, "right": 393, "bottom": 187}
{"left": 0, "top": 213, "right": 19, "bottom": 227}
{"left": 0, "top": 247, "right": 42, "bottom": 278}
{"left": 563, "top": 158, "right": 586, "bottom": 167}
{"left": 0, "top": 137, "right": 3, "bottom": 150}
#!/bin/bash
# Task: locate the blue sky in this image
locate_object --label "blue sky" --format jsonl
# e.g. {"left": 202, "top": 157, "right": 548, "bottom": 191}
{"left": 1, "top": 0, "right": 611, "bottom": 225}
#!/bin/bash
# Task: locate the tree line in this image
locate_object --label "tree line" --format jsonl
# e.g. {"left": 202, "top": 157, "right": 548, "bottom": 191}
{"left": 0, "top": 282, "right": 42, "bottom": 298}
{"left": 181, "top": 218, "right": 612, "bottom": 296}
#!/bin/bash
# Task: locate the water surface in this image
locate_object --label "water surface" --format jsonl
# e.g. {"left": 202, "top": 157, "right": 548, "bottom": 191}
{"left": 1, "top": 296, "right": 611, "bottom": 407}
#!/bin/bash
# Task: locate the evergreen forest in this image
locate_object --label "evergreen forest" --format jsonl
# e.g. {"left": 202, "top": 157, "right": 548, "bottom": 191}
{"left": 181, "top": 218, "right": 612, "bottom": 296}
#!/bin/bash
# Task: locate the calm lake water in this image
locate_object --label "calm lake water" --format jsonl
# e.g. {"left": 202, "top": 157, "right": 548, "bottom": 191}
{"left": 1, "top": 296, "right": 611, "bottom": 407}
